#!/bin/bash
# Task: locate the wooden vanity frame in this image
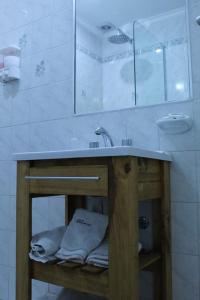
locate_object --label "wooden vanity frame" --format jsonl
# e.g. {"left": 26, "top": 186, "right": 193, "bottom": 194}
{"left": 16, "top": 156, "right": 172, "bottom": 300}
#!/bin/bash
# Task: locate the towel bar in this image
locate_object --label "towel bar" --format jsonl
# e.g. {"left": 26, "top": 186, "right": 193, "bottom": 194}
{"left": 24, "top": 176, "right": 101, "bottom": 181}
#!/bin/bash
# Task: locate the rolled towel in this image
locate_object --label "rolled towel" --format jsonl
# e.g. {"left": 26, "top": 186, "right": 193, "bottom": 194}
{"left": 30, "top": 226, "right": 66, "bottom": 263}
{"left": 86, "top": 239, "right": 143, "bottom": 268}
{"left": 56, "top": 209, "right": 108, "bottom": 264}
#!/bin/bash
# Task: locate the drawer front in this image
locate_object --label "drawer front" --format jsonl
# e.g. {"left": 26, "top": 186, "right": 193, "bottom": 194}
{"left": 27, "top": 165, "right": 108, "bottom": 196}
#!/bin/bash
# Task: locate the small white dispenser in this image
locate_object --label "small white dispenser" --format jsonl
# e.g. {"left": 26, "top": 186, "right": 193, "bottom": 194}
{"left": 0, "top": 46, "right": 21, "bottom": 83}
{"left": 156, "top": 113, "right": 193, "bottom": 134}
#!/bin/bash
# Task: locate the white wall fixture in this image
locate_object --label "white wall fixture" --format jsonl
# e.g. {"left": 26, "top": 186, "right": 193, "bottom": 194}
{"left": 156, "top": 113, "right": 193, "bottom": 134}
{"left": 0, "top": 45, "right": 21, "bottom": 83}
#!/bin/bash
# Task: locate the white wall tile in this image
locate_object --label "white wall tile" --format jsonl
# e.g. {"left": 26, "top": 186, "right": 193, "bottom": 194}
{"left": 171, "top": 202, "right": 198, "bottom": 255}
{"left": 0, "top": 195, "right": 15, "bottom": 231}
{"left": 172, "top": 254, "right": 200, "bottom": 300}
{"left": 0, "top": 1, "right": 13, "bottom": 34}
{"left": 19, "top": 55, "right": 34, "bottom": 90}
{"left": 11, "top": 124, "right": 30, "bottom": 154}
{"left": 9, "top": 267, "right": 15, "bottom": 300}
{"left": 196, "top": 151, "right": 200, "bottom": 202}
{"left": 0, "top": 127, "right": 12, "bottom": 160}
{"left": 29, "top": 122, "right": 51, "bottom": 152}
{"left": 48, "top": 284, "right": 63, "bottom": 296}
{"left": 31, "top": 0, "right": 53, "bottom": 22}
{"left": 8, "top": 231, "right": 16, "bottom": 268}
{"left": 0, "top": 95, "right": 12, "bottom": 128}
{"left": 9, "top": 196, "right": 16, "bottom": 231}
{"left": 11, "top": 89, "right": 30, "bottom": 125}
{"left": 0, "top": 230, "right": 10, "bottom": 266}
{"left": 0, "top": 196, "right": 11, "bottom": 230}
{"left": 31, "top": 52, "right": 51, "bottom": 89}
{"left": 32, "top": 280, "right": 48, "bottom": 299}
{"left": 171, "top": 151, "right": 197, "bottom": 202}
{"left": 29, "top": 85, "right": 51, "bottom": 122}
{"left": 30, "top": 16, "right": 52, "bottom": 55}
{"left": 52, "top": 0, "right": 73, "bottom": 13}
{"left": 128, "top": 106, "right": 160, "bottom": 150}
{"left": 48, "top": 45, "right": 74, "bottom": 84}
{"left": 0, "top": 162, "right": 13, "bottom": 196}
{"left": 4, "top": 25, "right": 32, "bottom": 58}
{"left": 193, "top": 101, "right": 200, "bottom": 149}
{"left": 9, "top": 162, "right": 17, "bottom": 196}
{"left": 32, "top": 197, "right": 49, "bottom": 235}
{"left": 30, "top": 119, "right": 70, "bottom": 152}
{"left": 30, "top": 80, "right": 73, "bottom": 123}
{"left": 51, "top": 9, "right": 73, "bottom": 48}
{"left": 48, "top": 196, "right": 65, "bottom": 230}
{"left": 0, "top": 265, "right": 9, "bottom": 300}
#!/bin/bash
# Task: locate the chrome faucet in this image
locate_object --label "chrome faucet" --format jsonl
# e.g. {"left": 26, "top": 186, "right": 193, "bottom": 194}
{"left": 95, "top": 127, "right": 114, "bottom": 147}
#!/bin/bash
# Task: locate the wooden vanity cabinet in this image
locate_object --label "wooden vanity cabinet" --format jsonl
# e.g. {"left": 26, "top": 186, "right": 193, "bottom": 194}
{"left": 16, "top": 156, "right": 172, "bottom": 300}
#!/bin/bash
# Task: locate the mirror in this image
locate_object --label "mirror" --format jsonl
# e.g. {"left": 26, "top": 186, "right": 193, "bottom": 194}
{"left": 75, "top": 0, "right": 191, "bottom": 114}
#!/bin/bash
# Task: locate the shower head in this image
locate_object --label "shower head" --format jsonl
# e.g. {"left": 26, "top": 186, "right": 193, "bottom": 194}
{"left": 108, "top": 27, "right": 132, "bottom": 45}
{"left": 108, "top": 33, "right": 130, "bottom": 44}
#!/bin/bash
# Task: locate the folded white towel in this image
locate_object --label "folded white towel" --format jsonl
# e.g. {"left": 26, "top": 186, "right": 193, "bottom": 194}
{"left": 86, "top": 239, "right": 143, "bottom": 268}
{"left": 86, "top": 238, "right": 108, "bottom": 268}
{"left": 30, "top": 226, "right": 66, "bottom": 263}
{"left": 56, "top": 209, "right": 108, "bottom": 264}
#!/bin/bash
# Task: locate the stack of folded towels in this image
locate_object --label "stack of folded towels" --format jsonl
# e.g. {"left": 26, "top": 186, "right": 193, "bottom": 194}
{"left": 30, "top": 208, "right": 142, "bottom": 267}
{"left": 56, "top": 209, "right": 108, "bottom": 264}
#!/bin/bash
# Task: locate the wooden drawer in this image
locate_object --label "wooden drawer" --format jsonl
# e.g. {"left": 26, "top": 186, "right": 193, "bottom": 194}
{"left": 27, "top": 165, "right": 108, "bottom": 196}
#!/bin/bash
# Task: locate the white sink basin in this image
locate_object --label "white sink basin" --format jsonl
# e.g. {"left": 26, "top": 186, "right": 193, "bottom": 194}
{"left": 13, "top": 147, "right": 171, "bottom": 161}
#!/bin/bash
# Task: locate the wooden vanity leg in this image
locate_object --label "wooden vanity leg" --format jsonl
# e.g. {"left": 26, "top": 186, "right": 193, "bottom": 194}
{"left": 161, "top": 162, "right": 172, "bottom": 300}
{"left": 109, "top": 157, "right": 140, "bottom": 300}
{"left": 16, "top": 161, "right": 32, "bottom": 300}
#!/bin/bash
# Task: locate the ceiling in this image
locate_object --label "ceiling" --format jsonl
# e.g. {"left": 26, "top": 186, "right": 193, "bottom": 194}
{"left": 77, "top": 0, "right": 185, "bottom": 28}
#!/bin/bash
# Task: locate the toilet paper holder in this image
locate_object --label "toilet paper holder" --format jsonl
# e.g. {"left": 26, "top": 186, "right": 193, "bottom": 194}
{"left": 0, "top": 45, "right": 21, "bottom": 83}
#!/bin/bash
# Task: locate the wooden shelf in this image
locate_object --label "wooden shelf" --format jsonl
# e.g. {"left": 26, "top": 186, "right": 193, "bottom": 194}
{"left": 31, "top": 253, "right": 161, "bottom": 297}
{"left": 31, "top": 261, "right": 109, "bottom": 298}
{"left": 140, "top": 253, "right": 161, "bottom": 270}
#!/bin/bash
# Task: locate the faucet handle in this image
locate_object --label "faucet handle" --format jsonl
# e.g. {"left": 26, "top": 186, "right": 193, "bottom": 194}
{"left": 121, "top": 138, "right": 133, "bottom": 146}
{"left": 89, "top": 142, "right": 99, "bottom": 148}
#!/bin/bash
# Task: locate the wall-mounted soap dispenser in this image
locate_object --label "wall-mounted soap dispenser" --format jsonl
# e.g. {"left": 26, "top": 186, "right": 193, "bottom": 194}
{"left": 0, "top": 46, "right": 21, "bottom": 83}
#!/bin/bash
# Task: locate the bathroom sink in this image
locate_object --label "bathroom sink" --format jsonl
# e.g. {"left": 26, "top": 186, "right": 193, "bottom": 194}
{"left": 13, "top": 146, "right": 171, "bottom": 161}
